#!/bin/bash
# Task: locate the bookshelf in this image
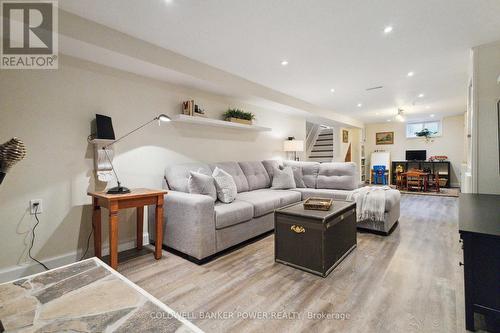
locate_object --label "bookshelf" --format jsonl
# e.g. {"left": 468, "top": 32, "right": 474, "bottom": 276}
{"left": 391, "top": 161, "right": 451, "bottom": 188}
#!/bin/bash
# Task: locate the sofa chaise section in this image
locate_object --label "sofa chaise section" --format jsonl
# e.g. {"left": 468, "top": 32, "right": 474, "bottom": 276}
{"left": 287, "top": 162, "right": 400, "bottom": 235}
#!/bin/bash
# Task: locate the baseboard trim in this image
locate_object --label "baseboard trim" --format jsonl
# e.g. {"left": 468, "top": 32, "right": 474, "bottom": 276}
{"left": 0, "top": 233, "right": 149, "bottom": 283}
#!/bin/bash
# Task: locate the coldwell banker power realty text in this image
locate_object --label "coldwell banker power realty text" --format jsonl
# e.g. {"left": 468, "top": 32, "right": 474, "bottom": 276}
{"left": 1, "top": 0, "right": 58, "bottom": 69}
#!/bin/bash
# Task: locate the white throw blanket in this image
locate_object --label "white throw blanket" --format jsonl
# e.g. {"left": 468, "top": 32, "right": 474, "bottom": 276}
{"left": 347, "top": 186, "right": 391, "bottom": 222}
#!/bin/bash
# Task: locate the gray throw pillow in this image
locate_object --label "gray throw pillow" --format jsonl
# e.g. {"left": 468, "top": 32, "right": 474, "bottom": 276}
{"left": 212, "top": 167, "right": 237, "bottom": 203}
{"left": 188, "top": 171, "right": 217, "bottom": 201}
{"left": 279, "top": 165, "right": 305, "bottom": 188}
{"left": 271, "top": 166, "right": 296, "bottom": 189}
{"left": 291, "top": 166, "right": 306, "bottom": 188}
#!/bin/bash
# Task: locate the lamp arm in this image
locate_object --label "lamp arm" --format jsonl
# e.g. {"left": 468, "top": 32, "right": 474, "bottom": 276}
{"left": 100, "top": 115, "right": 160, "bottom": 189}
{"left": 102, "top": 117, "right": 159, "bottom": 150}
{"left": 102, "top": 147, "right": 122, "bottom": 187}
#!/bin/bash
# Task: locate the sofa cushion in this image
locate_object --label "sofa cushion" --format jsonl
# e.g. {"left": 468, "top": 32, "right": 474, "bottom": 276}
{"left": 212, "top": 167, "right": 238, "bottom": 203}
{"left": 271, "top": 189, "right": 302, "bottom": 206}
{"left": 165, "top": 163, "right": 212, "bottom": 193}
{"left": 239, "top": 161, "right": 271, "bottom": 190}
{"left": 271, "top": 166, "right": 296, "bottom": 189}
{"left": 316, "top": 162, "right": 358, "bottom": 190}
{"left": 188, "top": 171, "right": 217, "bottom": 201}
{"left": 261, "top": 159, "right": 283, "bottom": 180}
{"left": 210, "top": 162, "right": 249, "bottom": 193}
{"left": 283, "top": 161, "right": 319, "bottom": 188}
{"left": 236, "top": 189, "right": 301, "bottom": 217}
{"left": 290, "top": 188, "right": 353, "bottom": 201}
{"left": 292, "top": 187, "right": 400, "bottom": 212}
{"left": 214, "top": 200, "right": 254, "bottom": 229}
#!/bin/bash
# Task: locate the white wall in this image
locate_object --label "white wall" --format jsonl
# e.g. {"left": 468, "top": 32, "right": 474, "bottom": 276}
{"left": 0, "top": 55, "right": 306, "bottom": 277}
{"left": 365, "top": 115, "right": 465, "bottom": 186}
{"left": 472, "top": 40, "right": 500, "bottom": 194}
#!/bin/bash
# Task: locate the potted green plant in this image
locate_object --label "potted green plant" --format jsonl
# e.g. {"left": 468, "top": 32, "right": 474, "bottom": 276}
{"left": 415, "top": 128, "right": 437, "bottom": 143}
{"left": 222, "top": 108, "right": 255, "bottom": 125}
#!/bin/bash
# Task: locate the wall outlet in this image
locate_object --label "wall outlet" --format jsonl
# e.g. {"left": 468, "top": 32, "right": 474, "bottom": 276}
{"left": 30, "top": 199, "right": 43, "bottom": 215}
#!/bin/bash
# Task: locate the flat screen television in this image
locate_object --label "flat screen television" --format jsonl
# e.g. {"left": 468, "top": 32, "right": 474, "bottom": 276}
{"left": 406, "top": 150, "right": 426, "bottom": 161}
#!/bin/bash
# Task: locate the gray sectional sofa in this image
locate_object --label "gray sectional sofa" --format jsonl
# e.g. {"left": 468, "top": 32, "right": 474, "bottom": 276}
{"left": 148, "top": 160, "right": 400, "bottom": 263}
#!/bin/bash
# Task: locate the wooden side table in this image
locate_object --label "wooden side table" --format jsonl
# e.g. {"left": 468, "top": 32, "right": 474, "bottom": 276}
{"left": 87, "top": 188, "right": 168, "bottom": 269}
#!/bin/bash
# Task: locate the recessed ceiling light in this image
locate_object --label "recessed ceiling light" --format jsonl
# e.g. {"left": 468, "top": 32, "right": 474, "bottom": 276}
{"left": 330, "top": 88, "right": 335, "bottom": 93}
{"left": 418, "top": 93, "right": 425, "bottom": 98}
{"left": 164, "top": 0, "right": 173, "bottom": 3}
{"left": 430, "top": 114, "right": 435, "bottom": 118}
{"left": 387, "top": 119, "right": 392, "bottom": 122}
{"left": 425, "top": 106, "right": 431, "bottom": 109}
{"left": 384, "top": 26, "right": 393, "bottom": 34}
{"left": 407, "top": 71, "right": 415, "bottom": 77}
{"left": 357, "top": 103, "right": 363, "bottom": 107}
{"left": 280, "top": 60, "right": 289, "bottom": 66}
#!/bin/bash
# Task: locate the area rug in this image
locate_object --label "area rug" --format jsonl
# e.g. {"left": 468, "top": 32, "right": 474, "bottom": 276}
{"left": 397, "top": 187, "right": 460, "bottom": 197}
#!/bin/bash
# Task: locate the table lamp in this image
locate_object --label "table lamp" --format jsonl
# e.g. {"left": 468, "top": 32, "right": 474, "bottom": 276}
{"left": 283, "top": 137, "right": 304, "bottom": 161}
{"left": 101, "top": 114, "right": 171, "bottom": 194}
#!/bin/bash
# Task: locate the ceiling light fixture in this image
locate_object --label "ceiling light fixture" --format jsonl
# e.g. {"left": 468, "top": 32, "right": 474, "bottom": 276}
{"left": 384, "top": 26, "right": 393, "bottom": 34}
{"left": 280, "top": 60, "right": 289, "bottom": 66}
{"left": 426, "top": 106, "right": 430, "bottom": 109}
{"left": 387, "top": 119, "right": 392, "bottom": 122}
{"left": 330, "top": 88, "right": 335, "bottom": 93}
{"left": 418, "top": 93, "right": 425, "bottom": 98}
{"left": 430, "top": 114, "right": 435, "bottom": 118}
{"left": 407, "top": 71, "right": 415, "bottom": 77}
{"left": 357, "top": 103, "right": 363, "bottom": 108}
{"left": 376, "top": 112, "right": 380, "bottom": 115}
{"left": 395, "top": 108, "right": 405, "bottom": 122}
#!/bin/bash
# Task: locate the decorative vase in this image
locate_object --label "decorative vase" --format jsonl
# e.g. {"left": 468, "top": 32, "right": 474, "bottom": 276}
{"left": 0, "top": 137, "right": 27, "bottom": 185}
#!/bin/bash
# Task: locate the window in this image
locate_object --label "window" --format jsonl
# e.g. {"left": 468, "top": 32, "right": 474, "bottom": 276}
{"left": 406, "top": 121, "right": 441, "bottom": 138}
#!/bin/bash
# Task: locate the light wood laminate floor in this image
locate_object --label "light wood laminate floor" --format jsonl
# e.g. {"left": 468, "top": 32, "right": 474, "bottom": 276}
{"left": 119, "top": 194, "right": 465, "bottom": 332}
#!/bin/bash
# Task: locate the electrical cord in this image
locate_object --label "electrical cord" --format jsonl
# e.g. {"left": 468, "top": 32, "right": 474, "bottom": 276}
{"left": 79, "top": 225, "right": 93, "bottom": 261}
{"left": 29, "top": 204, "right": 49, "bottom": 271}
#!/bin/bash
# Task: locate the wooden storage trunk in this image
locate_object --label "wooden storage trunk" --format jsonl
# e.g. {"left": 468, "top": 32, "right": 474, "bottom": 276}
{"left": 275, "top": 200, "right": 357, "bottom": 277}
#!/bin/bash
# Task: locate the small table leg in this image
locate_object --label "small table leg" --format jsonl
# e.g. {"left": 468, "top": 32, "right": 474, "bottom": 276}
{"left": 136, "top": 206, "right": 144, "bottom": 250}
{"left": 109, "top": 203, "right": 119, "bottom": 269}
{"left": 155, "top": 195, "right": 164, "bottom": 260}
{"left": 92, "top": 198, "right": 102, "bottom": 258}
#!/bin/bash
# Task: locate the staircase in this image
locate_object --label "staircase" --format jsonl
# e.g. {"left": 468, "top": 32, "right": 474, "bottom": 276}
{"left": 308, "top": 127, "right": 334, "bottom": 163}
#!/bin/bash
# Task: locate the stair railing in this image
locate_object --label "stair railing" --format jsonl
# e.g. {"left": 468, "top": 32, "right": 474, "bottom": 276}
{"left": 306, "top": 124, "right": 321, "bottom": 158}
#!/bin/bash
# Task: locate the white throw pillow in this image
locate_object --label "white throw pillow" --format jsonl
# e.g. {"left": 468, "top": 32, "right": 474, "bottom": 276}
{"left": 188, "top": 171, "right": 217, "bottom": 201}
{"left": 212, "top": 167, "right": 238, "bottom": 203}
{"left": 271, "top": 166, "right": 296, "bottom": 189}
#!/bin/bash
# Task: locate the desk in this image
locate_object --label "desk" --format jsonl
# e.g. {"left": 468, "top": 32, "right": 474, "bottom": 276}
{"left": 87, "top": 188, "right": 167, "bottom": 269}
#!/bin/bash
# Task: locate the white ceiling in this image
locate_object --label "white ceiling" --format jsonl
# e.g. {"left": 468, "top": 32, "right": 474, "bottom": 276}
{"left": 59, "top": 0, "right": 500, "bottom": 123}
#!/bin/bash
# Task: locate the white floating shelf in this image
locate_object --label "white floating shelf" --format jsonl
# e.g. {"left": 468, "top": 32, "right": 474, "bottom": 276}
{"left": 171, "top": 114, "right": 271, "bottom": 132}
{"left": 89, "top": 139, "right": 114, "bottom": 145}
